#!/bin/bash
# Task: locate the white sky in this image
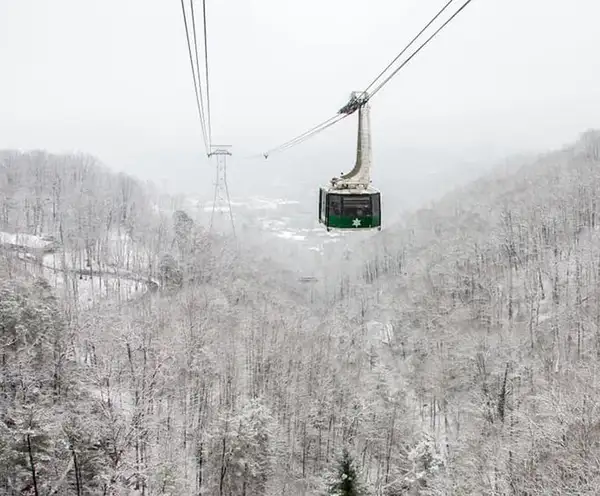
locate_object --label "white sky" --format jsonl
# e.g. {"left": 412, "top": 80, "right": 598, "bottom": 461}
{"left": 0, "top": 0, "right": 599, "bottom": 197}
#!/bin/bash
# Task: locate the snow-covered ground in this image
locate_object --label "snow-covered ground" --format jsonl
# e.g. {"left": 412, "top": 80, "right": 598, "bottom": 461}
{"left": 35, "top": 259, "right": 146, "bottom": 310}
{"left": 0, "top": 231, "right": 54, "bottom": 250}
{"left": 2, "top": 230, "right": 152, "bottom": 310}
{"left": 191, "top": 194, "right": 352, "bottom": 251}
{"left": 202, "top": 196, "right": 301, "bottom": 211}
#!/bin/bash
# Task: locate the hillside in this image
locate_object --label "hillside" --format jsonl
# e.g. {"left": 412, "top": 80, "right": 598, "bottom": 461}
{"left": 2, "top": 132, "right": 600, "bottom": 495}
{"left": 331, "top": 129, "right": 600, "bottom": 494}
{"left": 0, "top": 150, "right": 323, "bottom": 494}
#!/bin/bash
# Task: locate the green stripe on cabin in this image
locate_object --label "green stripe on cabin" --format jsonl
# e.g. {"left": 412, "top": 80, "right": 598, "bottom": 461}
{"left": 327, "top": 215, "right": 381, "bottom": 229}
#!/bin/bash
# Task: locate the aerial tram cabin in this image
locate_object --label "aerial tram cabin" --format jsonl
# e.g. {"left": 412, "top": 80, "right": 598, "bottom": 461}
{"left": 318, "top": 91, "right": 382, "bottom": 232}
{"left": 318, "top": 186, "right": 381, "bottom": 230}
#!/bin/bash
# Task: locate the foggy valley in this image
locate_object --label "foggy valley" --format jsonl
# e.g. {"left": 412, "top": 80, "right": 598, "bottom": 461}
{"left": 1, "top": 0, "right": 600, "bottom": 495}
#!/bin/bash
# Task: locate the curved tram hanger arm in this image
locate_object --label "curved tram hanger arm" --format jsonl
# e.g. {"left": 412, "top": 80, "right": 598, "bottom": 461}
{"left": 330, "top": 91, "right": 372, "bottom": 190}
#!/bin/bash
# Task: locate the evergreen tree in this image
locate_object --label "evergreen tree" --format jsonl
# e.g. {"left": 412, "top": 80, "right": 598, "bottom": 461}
{"left": 329, "top": 448, "right": 366, "bottom": 496}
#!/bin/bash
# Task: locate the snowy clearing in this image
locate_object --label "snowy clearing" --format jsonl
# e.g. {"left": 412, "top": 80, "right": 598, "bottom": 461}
{"left": 0, "top": 231, "right": 53, "bottom": 250}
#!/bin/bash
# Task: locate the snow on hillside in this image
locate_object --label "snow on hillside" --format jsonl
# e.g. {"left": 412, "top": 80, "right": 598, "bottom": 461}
{"left": 36, "top": 262, "right": 146, "bottom": 310}
{"left": 0, "top": 231, "right": 53, "bottom": 250}
{"left": 2, "top": 230, "right": 153, "bottom": 309}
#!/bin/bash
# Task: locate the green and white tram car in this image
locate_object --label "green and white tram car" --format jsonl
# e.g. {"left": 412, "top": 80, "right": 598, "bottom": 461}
{"left": 318, "top": 186, "right": 381, "bottom": 231}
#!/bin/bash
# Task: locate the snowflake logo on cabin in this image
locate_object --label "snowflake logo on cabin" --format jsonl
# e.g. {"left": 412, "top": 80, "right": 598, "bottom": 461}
{"left": 352, "top": 218, "right": 361, "bottom": 227}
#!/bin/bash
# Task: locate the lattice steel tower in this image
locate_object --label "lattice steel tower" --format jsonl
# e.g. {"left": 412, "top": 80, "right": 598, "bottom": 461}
{"left": 209, "top": 145, "right": 236, "bottom": 237}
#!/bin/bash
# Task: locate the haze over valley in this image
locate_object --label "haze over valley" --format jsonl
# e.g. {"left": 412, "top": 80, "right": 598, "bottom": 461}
{"left": 1, "top": 0, "right": 600, "bottom": 494}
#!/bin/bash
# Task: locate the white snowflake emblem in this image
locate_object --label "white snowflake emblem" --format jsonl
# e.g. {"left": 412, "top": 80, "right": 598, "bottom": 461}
{"left": 352, "top": 218, "right": 361, "bottom": 227}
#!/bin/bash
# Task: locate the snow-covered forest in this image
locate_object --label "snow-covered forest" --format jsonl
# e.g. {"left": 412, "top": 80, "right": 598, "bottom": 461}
{"left": 2, "top": 129, "right": 600, "bottom": 494}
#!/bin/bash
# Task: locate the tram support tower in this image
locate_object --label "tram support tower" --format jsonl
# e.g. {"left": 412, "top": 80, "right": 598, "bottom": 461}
{"left": 331, "top": 91, "right": 372, "bottom": 190}
{"left": 208, "top": 145, "right": 236, "bottom": 237}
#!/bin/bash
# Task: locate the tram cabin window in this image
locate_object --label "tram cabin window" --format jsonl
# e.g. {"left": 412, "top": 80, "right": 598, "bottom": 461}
{"left": 319, "top": 188, "right": 326, "bottom": 223}
{"left": 329, "top": 194, "right": 342, "bottom": 216}
{"left": 341, "top": 195, "right": 373, "bottom": 217}
{"left": 372, "top": 193, "right": 380, "bottom": 217}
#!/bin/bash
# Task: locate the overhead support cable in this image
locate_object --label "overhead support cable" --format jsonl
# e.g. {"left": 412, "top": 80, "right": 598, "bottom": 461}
{"left": 201, "top": 0, "right": 213, "bottom": 149}
{"left": 190, "top": 0, "right": 208, "bottom": 140}
{"left": 264, "top": 113, "right": 349, "bottom": 157}
{"left": 180, "top": 0, "right": 209, "bottom": 154}
{"left": 368, "top": 0, "right": 475, "bottom": 98}
{"left": 363, "top": 0, "right": 456, "bottom": 93}
{"left": 279, "top": 114, "right": 351, "bottom": 151}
